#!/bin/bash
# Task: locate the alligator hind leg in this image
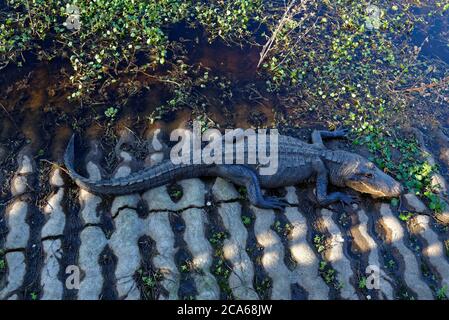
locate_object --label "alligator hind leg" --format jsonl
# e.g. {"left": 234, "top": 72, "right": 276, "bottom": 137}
{"left": 312, "top": 129, "right": 349, "bottom": 148}
{"left": 214, "top": 165, "right": 288, "bottom": 210}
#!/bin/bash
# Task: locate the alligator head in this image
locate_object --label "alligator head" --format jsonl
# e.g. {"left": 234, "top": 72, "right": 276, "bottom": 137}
{"left": 327, "top": 151, "right": 403, "bottom": 198}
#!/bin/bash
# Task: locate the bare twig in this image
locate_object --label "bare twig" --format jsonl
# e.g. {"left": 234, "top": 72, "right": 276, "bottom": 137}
{"left": 394, "top": 76, "right": 449, "bottom": 94}
{"left": 257, "top": 0, "right": 298, "bottom": 68}
{"left": 0, "top": 102, "right": 20, "bottom": 131}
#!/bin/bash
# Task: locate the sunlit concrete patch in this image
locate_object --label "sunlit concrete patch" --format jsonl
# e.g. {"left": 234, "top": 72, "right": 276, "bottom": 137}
{"left": 12, "top": 176, "right": 28, "bottom": 196}
{"left": 145, "top": 179, "right": 205, "bottom": 211}
{"left": 216, "top": 201, "right": 258, "bottom": 300}
{"left": 5, "top": 201, "right": 29, "bottom": 250}
{"left": 107, "top": 146, "right": 143, "bottom": 300}
{"left": 284, "top": 187, "right": 299, "bottom": 205}
{"left": 253, "top": 206, "right": 291, "bottom": 300}
{"left": 50, "top": 169, "right": 64, "bottom": 187}
{"left": 321, "top": 209, "right": 358, "bottom": 300}
{"left": 109, "top": 208, "right": 142, "bottom": 300}
{"left": 148, "top": 152, "right": 164, "bottom": 166}
{"left": 413, "top": 129, "right": 447, "bottom": 193}
{"left": 285, "top": 204, "right": 328, "bottom": 299}
{"left": 410, "top": 215, "right": 449, "bottom": 289}
{"left": 111, "top": 194, "right": 141, "bottom": 218}
{"left": 435, "top": 129, "right": 449, "bottom": 164}
{"left": 77, "top": 226, "right": 108, "bottom": 300}
{"left": 5, "top": 152, "right": 32, "bottom": 250}
{"left": 413, "top": 128, "right": 449, "bottom": 224}
{"left": 142, "top": 211, "right": 180, "bottom": 300}
{"left": 182, "top": 208, "right": 220, "bottom": 300}
{"left": 145, "top": 128, "right": 167, "bottom": 167}
{"left": 41, "top": 188, "right": 65, "bottom": 238}
{"left": 41, "top": 239, "right": 63, "bottom": 300}
{"left": 0, "top": 252, "right": 26, "bottom": 299}
{"left": 351, "top": 209, "right": 394, "bottom": 300}
{"left": 110, "top": 152, "right": 141, "bottom": 217}
{"left": 378, "top": 204, "right": 434, "bottom": 300}
{"left": 404, "top": 193, "right": 428, "bottom": 214}
{"left": 11, "top": 154, "right": 33, "bottom": 196}
{"left": 212, "top": 178, "right": 240, "bottom": 202}
{"left": 79, "top": 160, "right": 103, "bottom": 225}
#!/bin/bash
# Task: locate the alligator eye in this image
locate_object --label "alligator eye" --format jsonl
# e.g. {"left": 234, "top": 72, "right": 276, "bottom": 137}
{"left": 364, "top": 173, "right": 374, "bottom": 178}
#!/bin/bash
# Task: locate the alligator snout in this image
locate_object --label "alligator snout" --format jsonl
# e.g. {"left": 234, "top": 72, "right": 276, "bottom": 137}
{"left": 386, "top": 182, "right": 403, "bottom": 198}
{"left": 345, "top": 168, "right": 404, "bottom": 199}
{"left": 370, "top": 175, "right": 403, "bottom": 199}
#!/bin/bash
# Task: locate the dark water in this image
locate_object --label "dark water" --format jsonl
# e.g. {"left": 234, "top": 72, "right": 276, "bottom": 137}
{"left": 0, "top": 4, "right": 448, "bottom": 162}
{"left": 412, "top": 8, "right": 449, "bottom": 64}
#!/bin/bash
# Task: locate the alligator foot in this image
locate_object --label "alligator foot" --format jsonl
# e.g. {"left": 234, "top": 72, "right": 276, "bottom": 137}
{"left": 317, "top": 191, "right": 359, "bottom": 207}
{"left": 312, "top": 128, "right": 349, "bottom": 147}
{"left": 339, "top": 193, "right": 359, "bottom": 206}
{"left": 254, "top": 196, "right": 289, "bottom": 211}
{"left": 331, "top": 128, "right": 350, "bottom": 138}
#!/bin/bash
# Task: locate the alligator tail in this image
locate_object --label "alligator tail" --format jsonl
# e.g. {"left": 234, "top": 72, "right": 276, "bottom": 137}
{"left": 64, "top": 134, "right": 102, "bottom": 191}
{"left": 64, "top": 134, "right": 214, "bottom": 195}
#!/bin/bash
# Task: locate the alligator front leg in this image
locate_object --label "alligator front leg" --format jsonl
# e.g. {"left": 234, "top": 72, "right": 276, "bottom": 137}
{"left": 214, "top": 165, "right": 288, "bottom": 210}
{"left": 312, "top": 129, "right": 349, "bottom": 148}
{"left": 313, "top": 160, "right": 358, "bottom": 206}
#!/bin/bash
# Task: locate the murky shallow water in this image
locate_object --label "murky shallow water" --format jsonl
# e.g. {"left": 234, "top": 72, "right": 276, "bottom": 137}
{"left": 0, "top": 5, "right": 448, "bottom": 163}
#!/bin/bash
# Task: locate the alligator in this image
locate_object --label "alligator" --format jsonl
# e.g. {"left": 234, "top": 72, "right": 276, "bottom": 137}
{"left": 64, "top": 129, "right": 403, "bottom": 210}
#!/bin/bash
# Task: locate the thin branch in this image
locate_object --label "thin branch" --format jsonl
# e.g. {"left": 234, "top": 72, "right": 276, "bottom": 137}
{"left": 257, "top": 0, "right": 298, "bottom": 68}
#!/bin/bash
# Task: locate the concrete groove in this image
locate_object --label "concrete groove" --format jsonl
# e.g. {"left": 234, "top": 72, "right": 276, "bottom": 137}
{"left": 216, "top": 201, "right": 258, "bottom": 300}
{"left": 284, "top": 188, "right": 329, "bottom": 300}
{"left": 320, "top": 208, "right": 358, "bottom": 300}
{"left": 351, "top": 208, "right": 395, "bottom": 299}
{"left": 108, "top": 147, "right": 142, "bottom": 300}
{"left": 376, "top": 204, "right": 434, "bottom": 300}
{"left": 406, "top": 195, "right": 449, "bottom": 290}
{"left": 253, "top": 205, "right": 292, "bottom": 300}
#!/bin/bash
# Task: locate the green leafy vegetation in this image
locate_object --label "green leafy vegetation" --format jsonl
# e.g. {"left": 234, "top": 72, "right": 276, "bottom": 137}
{"left": 319, "top": 261, "right": 337, "bottom": 286}
{"left": 180, "top": 260, "right": 194, "bottom": 273}
{"left": 137, "top": 268, "right": 163, "bottom": 299}
{"left": 358, "top": 276, "right": 367, "bottom": 289}
{"left": 1, "top": 1, "right": 448, "bottom": 217}
{"left": 255, "top": 277, "right": 271, "bottom": 298}
{"left": 353, "top": 128, "right": 446, "bottom": 214}
{"left": 1, "top": 0, "right": 263, "bottom": 103}
{"left": 0, "top": 249, "right": 5, "bottom": 271}
{"left": 313, "top": 234, "right": 326, "bottom": 253}
{"left": 104, "top": 106, "right": 118, "bottom": 119}
{"left": 436, "top": 285, "right": 448, "bottom": 300}
{"left": 398, "top": 211, "right": 414, "bottom": 222}
{"left": 209, "top": 231, "right": 233, "bottom": 298}
{"left": 30, "top": 292, "right": 38, "bottom": 300}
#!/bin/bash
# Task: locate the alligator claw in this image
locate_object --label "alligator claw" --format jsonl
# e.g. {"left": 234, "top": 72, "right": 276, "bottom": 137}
{"left": 333, "top": 128, "right": 350, "bottom": 138}
{"left": 340, "top": 194, "right": 359, "bottom": 206}
{"left": 256, "top": 196, "right": 289, "bottom": 211}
